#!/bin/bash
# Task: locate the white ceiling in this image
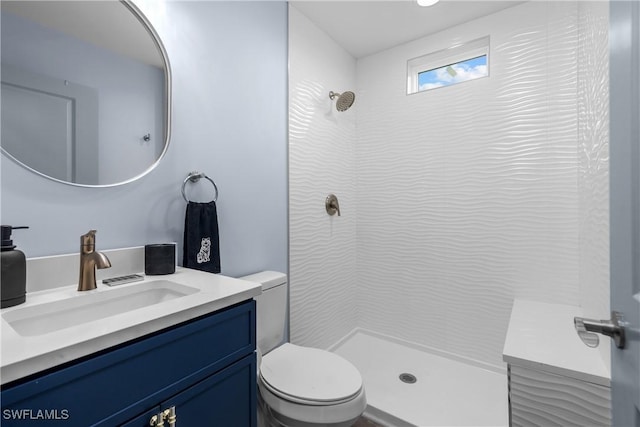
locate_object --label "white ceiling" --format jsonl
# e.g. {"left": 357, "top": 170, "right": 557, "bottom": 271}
{"left": 1, "top": 1, "right": 163, "bottom": 68}
{"left": 291, "top": 0, "right": 526, "bottom": 58}
{"left": 3, "top": 1, "right": 524, "bottom": 66}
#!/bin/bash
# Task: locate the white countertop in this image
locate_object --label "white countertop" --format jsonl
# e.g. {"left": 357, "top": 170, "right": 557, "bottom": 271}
{"left": 1, "top": 267, "right": 261, "bottom": 385}
{"left": 502, "top": 299, "right": 610, "bottom": 387}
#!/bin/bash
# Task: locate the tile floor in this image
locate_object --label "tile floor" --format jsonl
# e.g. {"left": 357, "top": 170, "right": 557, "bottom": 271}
{"left": 353, "top": 417, "right": 384, "bottom": 427}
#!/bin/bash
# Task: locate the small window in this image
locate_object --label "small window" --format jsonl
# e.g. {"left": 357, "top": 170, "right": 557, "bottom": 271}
{"left": 407, "top": 36, "right": 489, "bottom": 94}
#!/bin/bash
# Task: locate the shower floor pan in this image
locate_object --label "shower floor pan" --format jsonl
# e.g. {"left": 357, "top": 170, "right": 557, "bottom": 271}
{"left": 333, "top": 331, "right": 508, "bottom": 426}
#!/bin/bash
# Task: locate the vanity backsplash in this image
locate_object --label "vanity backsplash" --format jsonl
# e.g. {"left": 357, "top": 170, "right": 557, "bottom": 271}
{"left": 25, "top": 246, "right": 162, "bottom": 293}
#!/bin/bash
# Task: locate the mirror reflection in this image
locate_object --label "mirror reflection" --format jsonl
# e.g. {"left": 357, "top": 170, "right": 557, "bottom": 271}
{"left": 0, "top": 1, "right": 170, "bottom": 186}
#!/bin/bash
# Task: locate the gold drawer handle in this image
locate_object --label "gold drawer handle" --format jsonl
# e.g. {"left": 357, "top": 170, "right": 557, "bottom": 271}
{"left": 149, "top": 406, "right": 176, "bottom": 426}
{"left": 164, "top": 407, "right": 177, "bottom": 427}
{"left": 149, "top": 412, "right": 165, "bottom": 426}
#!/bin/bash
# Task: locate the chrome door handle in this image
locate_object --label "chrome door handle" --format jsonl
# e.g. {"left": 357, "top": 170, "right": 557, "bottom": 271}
{"left": 574, "top": 311, "right": 626, "bottom": 349}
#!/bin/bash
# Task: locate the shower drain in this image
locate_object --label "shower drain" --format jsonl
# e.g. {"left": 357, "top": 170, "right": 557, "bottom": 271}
{"left": 399, "top": 373, "right": 417, "bottom": 384}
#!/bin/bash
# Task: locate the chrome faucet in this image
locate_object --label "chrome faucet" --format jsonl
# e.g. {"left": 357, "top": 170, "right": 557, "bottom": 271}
{"left": 78, "top": 230, "right": 111, "bottom": 291}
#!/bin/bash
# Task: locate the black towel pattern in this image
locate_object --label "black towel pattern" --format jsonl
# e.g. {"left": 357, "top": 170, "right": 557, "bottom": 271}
{"left": 183, "top": 201, "right": 221, "bottom": 273}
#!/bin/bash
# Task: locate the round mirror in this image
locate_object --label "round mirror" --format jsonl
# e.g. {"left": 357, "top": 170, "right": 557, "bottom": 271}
{"left": 0, "top": 0, "right": 171, "bottom": 187}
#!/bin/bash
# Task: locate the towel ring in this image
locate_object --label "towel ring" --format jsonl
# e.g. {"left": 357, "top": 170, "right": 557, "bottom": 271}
{"left": 181, "top": 171, "right": 218, "bottom": 203}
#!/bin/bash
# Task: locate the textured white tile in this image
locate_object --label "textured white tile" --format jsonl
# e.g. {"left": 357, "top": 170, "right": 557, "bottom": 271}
{"left": 288, "top": 6, "right": 359, "bottom": 349}
{"left": 510, "top": 366, "right": 610, "bottom": 426}
{"left": 289, "top": 0, "right": 609, "bottom": 376}
{"left": 355, "top": 2, "right": 582, "bottom": 367}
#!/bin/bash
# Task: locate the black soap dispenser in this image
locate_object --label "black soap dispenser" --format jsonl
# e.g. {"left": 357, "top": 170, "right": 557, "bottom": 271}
{"left": 1, "top": 226, "right": 29, "bottom": 308}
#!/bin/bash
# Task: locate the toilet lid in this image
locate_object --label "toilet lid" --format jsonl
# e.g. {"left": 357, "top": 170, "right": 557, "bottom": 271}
{"left": 260, "top": 343, "right": 363, "bottom": 404}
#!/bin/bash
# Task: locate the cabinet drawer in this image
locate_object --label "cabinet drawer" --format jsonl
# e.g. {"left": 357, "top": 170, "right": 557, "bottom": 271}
{"left": 1, "top": 300, "right": 255, "bottom": 426}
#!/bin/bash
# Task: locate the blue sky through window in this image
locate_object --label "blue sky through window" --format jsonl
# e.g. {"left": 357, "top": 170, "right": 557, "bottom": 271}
{"left": 418, "top": 55, "right": 488, "bottom": 91}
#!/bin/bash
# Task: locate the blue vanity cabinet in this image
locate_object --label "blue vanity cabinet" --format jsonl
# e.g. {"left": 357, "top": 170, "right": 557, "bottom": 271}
{"left": 1, "top": 300, "right": 256, "bottom": 427}
{"left": 123, "top": 353, "right": 256, "bottom": 426}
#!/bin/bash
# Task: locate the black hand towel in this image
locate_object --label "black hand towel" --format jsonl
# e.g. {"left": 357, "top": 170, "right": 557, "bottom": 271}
{"left": 183, "top": 201, "right": 221, "bottom": 273}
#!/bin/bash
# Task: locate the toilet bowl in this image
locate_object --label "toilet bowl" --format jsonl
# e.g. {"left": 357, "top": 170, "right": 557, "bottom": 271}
{"left": 241, "top": 271, "right": 367, "bottom": 427}
{"left": 259, "top": 343, "right": 367, "bottom": 427}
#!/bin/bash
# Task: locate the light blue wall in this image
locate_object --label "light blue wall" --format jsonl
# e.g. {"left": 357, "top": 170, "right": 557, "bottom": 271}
{"left": 0, "top": 1, "right": 288, "bottom": 278}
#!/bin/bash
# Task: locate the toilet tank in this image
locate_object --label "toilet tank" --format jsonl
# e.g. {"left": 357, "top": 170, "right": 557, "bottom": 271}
{"left": 239, "top": 271, "right": 287, "bottom": 354}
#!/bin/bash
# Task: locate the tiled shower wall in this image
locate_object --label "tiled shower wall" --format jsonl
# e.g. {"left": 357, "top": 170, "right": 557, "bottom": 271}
{"left": 290, "top": 1, "right": 609, "bottom": 370}
{"left": 355, "top": 1, "right": 582, "bottom": 367}
{"left": 288, "top": 6, "right": 359, "bottom": 349}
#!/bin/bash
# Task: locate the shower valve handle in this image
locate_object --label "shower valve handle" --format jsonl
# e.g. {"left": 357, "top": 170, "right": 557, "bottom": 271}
{"left": 326, "top": 194, "right": 341, "bottom": 216}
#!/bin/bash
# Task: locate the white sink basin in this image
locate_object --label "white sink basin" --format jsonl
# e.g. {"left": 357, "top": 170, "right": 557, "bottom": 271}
{"left": 2, "top": 280, "right": 199, "bottom": 337}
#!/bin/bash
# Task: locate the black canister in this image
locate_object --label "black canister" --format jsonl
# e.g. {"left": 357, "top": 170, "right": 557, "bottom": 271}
{"left": 145, "top": 243, "right": 176, "bottom": 275}
{"left": 1, "top": 226, "right": 28, "bottom": 308}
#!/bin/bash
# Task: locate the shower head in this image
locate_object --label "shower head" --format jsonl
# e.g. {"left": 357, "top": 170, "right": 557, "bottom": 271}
{"left": 329, "top": 91, "right": 355, "bottom": 112}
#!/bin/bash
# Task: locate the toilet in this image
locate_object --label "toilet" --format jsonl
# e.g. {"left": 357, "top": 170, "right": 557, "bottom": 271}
{"left": 240, "top": 271, "right": 367, "bottom": 427}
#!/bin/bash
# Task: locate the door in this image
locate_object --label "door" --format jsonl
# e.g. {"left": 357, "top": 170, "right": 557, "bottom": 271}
{"left": 1, "top": 82, "right": 75, "bottom": 181}
{"left": 610, "top": 1, "right": 640, "bottom": 425}
{"left": 0, "top": 64, "right": 99, "bottom": 184}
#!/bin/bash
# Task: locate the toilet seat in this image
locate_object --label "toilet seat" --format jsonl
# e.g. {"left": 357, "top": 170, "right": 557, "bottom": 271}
{"left": 259, "top": 343, "right": 363, "bottom": 406}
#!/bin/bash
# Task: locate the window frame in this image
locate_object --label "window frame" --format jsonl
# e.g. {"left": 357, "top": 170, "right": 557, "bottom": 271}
{"left": 407, "top": 36, "right": 490, "bottom": 94}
